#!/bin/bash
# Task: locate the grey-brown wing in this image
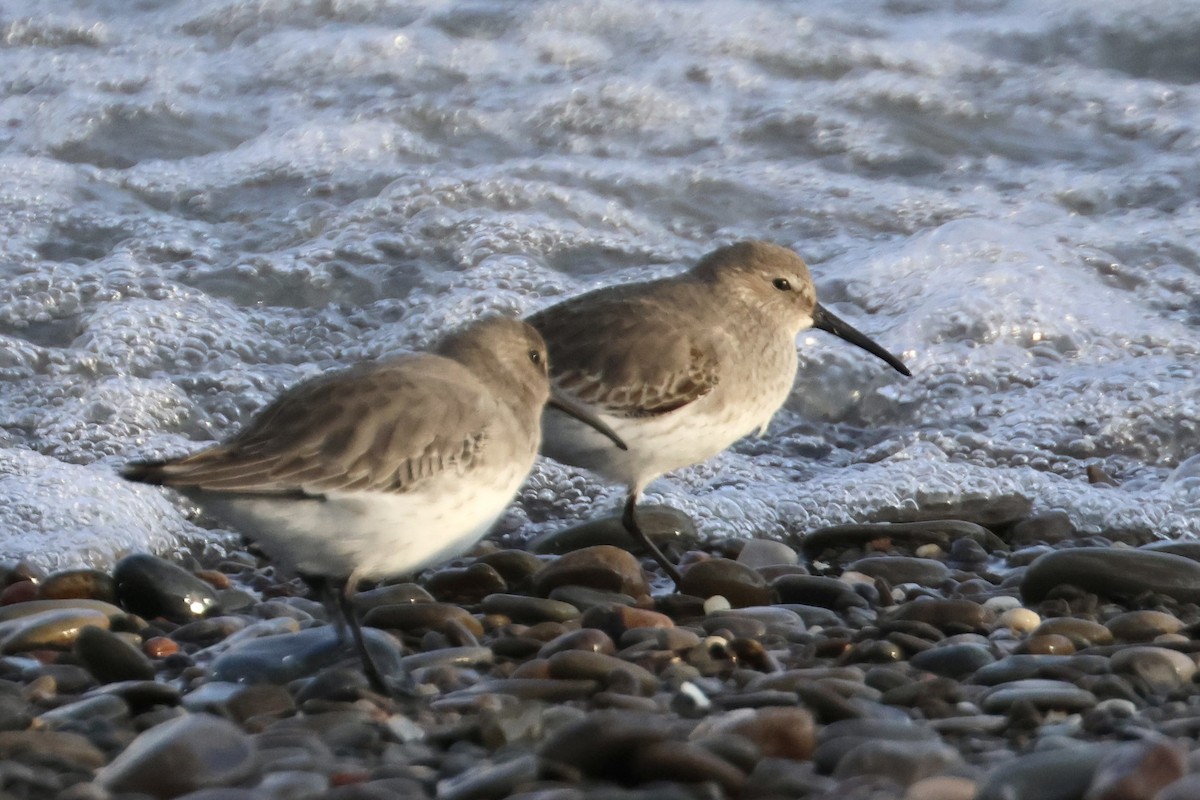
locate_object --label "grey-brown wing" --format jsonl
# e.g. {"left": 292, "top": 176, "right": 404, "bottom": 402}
{"left": 125, "top": 356, "right": 497, "bottom": 496}
{"left": 529, "top": 287, "right": 720, "bottom": 418}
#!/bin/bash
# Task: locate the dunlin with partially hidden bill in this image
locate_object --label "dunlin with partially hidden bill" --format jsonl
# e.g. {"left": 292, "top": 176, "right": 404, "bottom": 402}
{"left": 529, "top": 241, "right": 911, "bottom": 586}
{"left": 123, "top": 316, "right": 626, "bottom": 693}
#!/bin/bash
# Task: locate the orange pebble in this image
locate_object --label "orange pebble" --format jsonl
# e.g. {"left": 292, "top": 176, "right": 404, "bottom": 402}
{"left": 144, "top": 637, "right": 180, "bottom": 659}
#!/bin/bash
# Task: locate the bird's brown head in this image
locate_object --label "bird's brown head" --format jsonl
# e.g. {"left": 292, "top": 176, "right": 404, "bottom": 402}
{"left": 437, "top": 316, "right": 552, "bottom": 404}
{"left": 691, "top": 240, "right": 911, "bottom": 376}
{"left": 691, "top": 241, "right": 818, "bottom": 334}
{"left": 437, "top": 316, "right": 628, "bottom": 449}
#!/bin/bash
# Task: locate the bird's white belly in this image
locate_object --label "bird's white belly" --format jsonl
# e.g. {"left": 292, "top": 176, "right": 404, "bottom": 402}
{"left": 196, "top": 468, "right": 527, "bottom": 580}
{"left": 542, "top": 382, "right": 789, "bottom": 491}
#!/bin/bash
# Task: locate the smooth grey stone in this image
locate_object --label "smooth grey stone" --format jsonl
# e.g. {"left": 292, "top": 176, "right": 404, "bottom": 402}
{"left": 910, "top": 643, "right": 996, "bottom": 679}
{"left": 73, "top": 626, "right": 156, "bottom": 684}
{"left": 743, "top": 757, "right": 835, "bottom": 798}
{"left": 98, "top": 713, "right": 258, "bottom": 797}
{"left": 736, "top": 539, "right": 799, "bottom": 568}
{"left": 527, "top": 505, "right": 697, "bottom": 556}
{"left": 867, "top": 496, "right": 1033, "bottom": 528}
{"left": 85, "top": 680, "right": 181, "bottom": 714}
{"left": 0, "top": 693, "right": 31, "bottom": 731}
{"left": 401, "top": 646, "right": 494, "bottom": 671}
{"left": 182, "top": 682, "right": 245, "bottom": 714}
{"left": 352, "top": 582, "right": 435, "bottom": 611}
{"left": 37, "top": 694, "right": 129, "bottom": 729}
{"left": 113, "top": 554, "right": 220, "bottom": 623}
{"left": 211, "top": 626, "right": 402, "bottom": 685}
{"left": 39, "top": 568, "right": 118, "bottom": 604}
{"left": 1141, "top": 541, "right": 1200, "bottom": 562}
{"left": 971, "top": 654, "right": 1108, "bottom": 685}
{"left": 437, "top": 753, "right": 539, "bottom": 800}
{"left": 538, "top": 710, "right": 672, "bottom": 778}
{"left": 888, "top": 598, "right": 992, "bottom": 632}
{"left": 214, "top": 588, "right": 258, "bottom": 613}
{"left": 832, "top": 738, "right": 962, "bottom": 785}
{"left": 1009, "top": 511, "right": 1075, "bottom": 545}
{"left": 1020, "top": 547, "right": 1200, "bottom": 604}
{"left": 172, "top": 616, "right": 249, "bottom": 645}
{"left": 680, "top": 559, "right": 772, "bottom": 607}
{"left": 814, "top": 719, "right": 938, "bottom": 774}
{"left": 980, "top": 679, "right": 1098, "bottom": 713}
{"left": 255, "top": 770, "right": 330, "bottom": 800}
{"left": 547, "top": 585, "right": 637, "bottom": 612}
{"left": 800, "top": 519, "right": 1005, "bottom": 561}
{"left": 850, "top": 556, "right": 950, "bottom": 586}
{"left": 975, "top": 742, "right": 1112, "bottom": 800}
{"left": 772, "top": 575, "right": 866, "bottom": 610}
{"left": 948, "top": 536, "right": 990, "bottom": 566}
{"left": 480, "top": 593, "right": 580, "bottom": 623}
{"left": 777, "top": 604, "right": 842, "bottom": 627}
{"left": 1110, "top": 646, "right": 1196, "bottom": 691}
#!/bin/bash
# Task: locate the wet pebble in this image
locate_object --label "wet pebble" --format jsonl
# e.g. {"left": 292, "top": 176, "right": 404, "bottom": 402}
{"left": 424, "top": 562, "right": 507, "bottom": 604}
{"left": 681, "top": 558, "right": 773, "bottom": 607}
{"left": 39, "top": 569, "right": 118, "bottom": 603}
{"left": 546, "top": 650, "right": 658, "bottom": 695}
{"left": 1105, "top": 610, "right": 1184, "bottom": 642}
{"left": 696, "top": 706, "right": 816, "bottom": 760}
{"left": 735, "top": 539, "right": 798, "bottom": 569}
{"left": 1020, "top": 548, "right": 1200, "bottom": 605}
{"left": 481, "top": 593, "right": 580, "bottom": 624}
{"left": 1085, "top": 736, "right": 1186, "bottom": 800}
{"left": 98, "top": 713, "right": 258, "bottom": 798}
{"left": 772, "top": 575, "right": 867, "bottom": 610}
{"left": 851, "top": 557, "right": 950, "bottom": 587}
{"left": 974, "top": 742, "right": 1112, "bottom": 800}
{"left": 1009, "top": 511, "right": 1076, "bottom": 545}
{"left": 527, "top": 505, "right": 697, "bottom": 557}
{"left": 210, "top": 626, "right": 402, "bottom": 685}
{"left": 1109, "top": 646, "right": 1196, "bottom": 691}
{"left": 73, "top": 625, "right": 156, "bottom": 683}
{"left": 537, "top": 628, "right": 616, "bottom": 658}
{"left": 801, "top": 520, "right": 998, "bottom": 561}
{"left": 1030, "top": 616, "right": 1110, "bottom": 646}
{"left": 581, "top": 604, "right": 673, "bottom": 639}
{"left": 351, "top": 582, "right": 434, "bottom": 610}
{"left": 832, "top": 738, "right": 963, "bottom": 787}
{"left": 363, "top": 602, "right": 484, "bottom": 636}
{"left": 909, "top": 643, "right": 995, "bottom": 679}
{"left": 113, "top": 554, "right": 221, "bottom": 623}
{"left": 0, "top": 607, "right": 111, "bottom": 653}
{"left": 889, "top": 599, "right": 993, "bottom": 632}
{"left": 533, "top": 546, "right": 650, "bottom": 598}
{"left": 979, "top": 679, "right": 1098, "bottom": 713}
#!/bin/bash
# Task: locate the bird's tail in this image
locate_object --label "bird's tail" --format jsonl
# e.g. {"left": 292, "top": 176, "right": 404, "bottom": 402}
{"left": 121, "top": 461, "right": 170, "bottom": 485}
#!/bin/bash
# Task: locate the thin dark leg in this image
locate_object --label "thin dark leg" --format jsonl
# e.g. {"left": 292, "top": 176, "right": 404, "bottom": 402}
{"left": 300, "top": 573, "right": 349, "bottom": 643}
{"left": 623, "top": 493, "right": 683, "bottom": 589}
{"left": 335, "top": 583, "right": 390, "bottom": 696}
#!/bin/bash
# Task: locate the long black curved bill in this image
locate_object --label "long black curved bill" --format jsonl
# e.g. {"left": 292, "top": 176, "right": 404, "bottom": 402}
{"left": 548, "top": 388, "right": 629, "bottom": 450}
{"left": 812, "top": 303, "right": 912, "bottom": 377}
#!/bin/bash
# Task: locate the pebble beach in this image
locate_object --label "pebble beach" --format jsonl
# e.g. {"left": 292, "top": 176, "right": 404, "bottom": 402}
{"left": 1, "top": 499, "right": 1199, "bottom": 799}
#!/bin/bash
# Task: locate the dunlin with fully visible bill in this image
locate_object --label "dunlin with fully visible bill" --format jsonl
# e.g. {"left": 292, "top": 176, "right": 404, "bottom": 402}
{"left": 123, "top": 316, "right": 626, "bottom": 693}
{"left": 529, "top": 241, "right": 911, "bottom": 586}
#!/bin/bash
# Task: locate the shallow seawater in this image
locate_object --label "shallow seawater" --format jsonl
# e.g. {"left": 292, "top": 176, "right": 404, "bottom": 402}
{"left": 0, "top": 0, "right": 1198, "bottom": 569}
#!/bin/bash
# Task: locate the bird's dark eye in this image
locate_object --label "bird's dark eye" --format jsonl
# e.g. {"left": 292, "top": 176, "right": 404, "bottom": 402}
{"left": 773, "top": 278, "right": 791, "bottom": 291}
{"left": 529, "top": 349, "right": 543, "bottom": 366}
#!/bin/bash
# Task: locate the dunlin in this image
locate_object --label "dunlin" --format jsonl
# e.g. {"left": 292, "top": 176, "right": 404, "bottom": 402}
{"left": 123, "top": 316, "right": 626, "bottom": 693}
{"left": 529, "top": 241, "right": 911, "bottom": 586}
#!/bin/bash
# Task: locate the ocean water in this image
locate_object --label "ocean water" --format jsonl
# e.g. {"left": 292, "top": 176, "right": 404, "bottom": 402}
{"left": 1, "top": 0, "right": 1198, "bottom": 570}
